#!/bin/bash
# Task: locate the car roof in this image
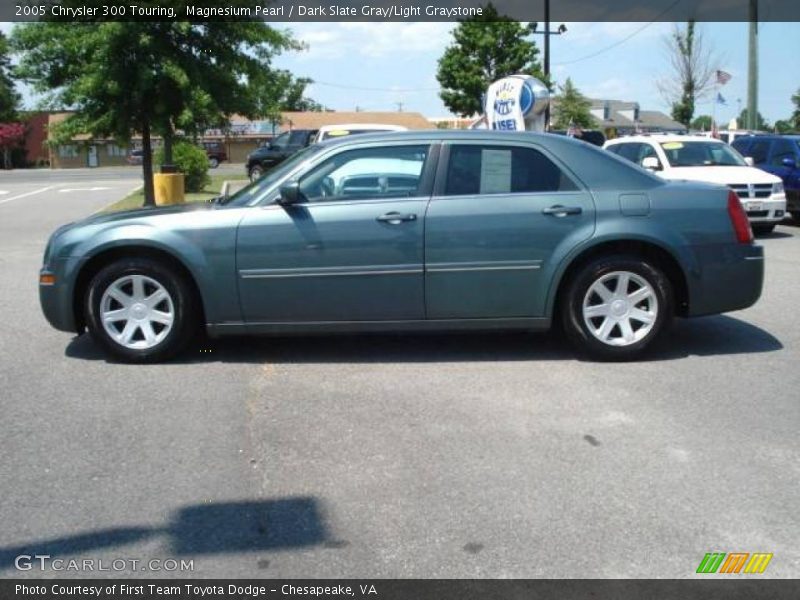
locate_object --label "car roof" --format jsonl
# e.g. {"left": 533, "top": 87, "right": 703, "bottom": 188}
{"left": 316, "top": 129, "right": 606, "bottom": 146}
{"left": 606, "top": 134, "right": 723, "bottom": 145}
{"left": 733, "top": 133, "right": 800, "bottom": 140}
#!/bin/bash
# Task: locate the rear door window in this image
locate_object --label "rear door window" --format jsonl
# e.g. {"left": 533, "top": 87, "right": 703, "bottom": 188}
{"left": 443, "top": 144, "right": 578, "bottom": 196}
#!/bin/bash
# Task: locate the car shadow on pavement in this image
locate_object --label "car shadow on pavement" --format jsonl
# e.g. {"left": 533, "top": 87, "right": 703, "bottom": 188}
{"left": 65, "top": 314, "right": 782, "bottom": 365}
{"left": 0, "top": 498, "right": 331, "bottom": 572}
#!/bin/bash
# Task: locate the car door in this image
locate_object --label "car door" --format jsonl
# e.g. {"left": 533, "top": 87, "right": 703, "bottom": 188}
{"left": 424, "top": 142, "right": 594, "bottom": 319}
{"left": 236, "top": 142, "right": 436, "bottom": 322}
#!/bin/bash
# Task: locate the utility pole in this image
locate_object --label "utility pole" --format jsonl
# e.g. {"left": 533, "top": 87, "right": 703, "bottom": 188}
{"left": 532, "top": 0, "right": 566, "bottom": 131}
{"left": 746, "top": 0, "right": 758, "bottom": 130}
{"left": 544, "top": 0, "right": 550, "bottom": 129}
{"left": 395, "top": 101, "right": 404, "bottom": 112}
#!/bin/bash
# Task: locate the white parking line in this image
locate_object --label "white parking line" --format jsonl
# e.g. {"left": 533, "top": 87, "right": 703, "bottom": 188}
{"left": 0, "top": 186, "right": 56, "bottom": 206}
{"left": 58, "top": 187, "right": 112, "bottom": 193}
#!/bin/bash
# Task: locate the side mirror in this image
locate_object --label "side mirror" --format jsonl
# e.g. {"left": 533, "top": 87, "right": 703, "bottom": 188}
{"left": 782, "top": 157, "right": 797, "bottom": 168}
{"left": 277, "top": 181, "right": 300, "bottom": 205}
{"left": 641, "top": 156, "right": 661, "bottom": 171}
{"left": 744, "top": 156, "right": 755, "bottom": 167}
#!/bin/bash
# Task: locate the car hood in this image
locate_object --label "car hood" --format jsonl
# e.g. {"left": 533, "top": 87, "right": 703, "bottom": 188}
{"left": 80, "top": 202, "right": 216, "bottom": 227}
{"left": 661, "top": 165, "right": 780, "bottom": 185}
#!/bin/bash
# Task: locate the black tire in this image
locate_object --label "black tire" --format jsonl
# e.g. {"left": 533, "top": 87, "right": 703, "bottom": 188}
{"left": 752, "top": 223, "right": 775, "bottom": 235}
{"left": 249, "top": 165, "right": 263, "bottom": 181}
{"left": 561, "top": 255, "right": 673, "bottom": 361}
{"left": 84, "top": 258, "right": 198, "bottom": 363}
{"left": 209, "top": 157, "right": 220, "bottom": 169}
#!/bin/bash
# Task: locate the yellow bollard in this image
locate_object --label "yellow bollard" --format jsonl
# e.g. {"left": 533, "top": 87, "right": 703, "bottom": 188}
{"left": 153, "top": 173, "right": 185, "bottom": 206}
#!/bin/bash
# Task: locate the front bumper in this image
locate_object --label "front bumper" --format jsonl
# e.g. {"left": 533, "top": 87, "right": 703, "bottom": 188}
{"left": 687, "top": 243, "right": 764, "bottom": 317}
{"left": 742, "top": 196, "right": 786, "bottom": 224}
{"left": 39, "top": 258, "right": 82, "bottom": 333}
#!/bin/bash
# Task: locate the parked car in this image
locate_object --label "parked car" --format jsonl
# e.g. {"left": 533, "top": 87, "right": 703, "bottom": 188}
{"left": 550, "top": 129, "right": 606, "bottom": 147}
{"left": 245, "top": 129, "right": 317, "bottom": 181}
{"left": 202, "top": 142, "right": 227, "bottom": 168}
{"left": 313, "top": 123, "right": 407, "bottom": 144}
{"left": 698, "top": 130, "right": 766, "bottom": 145}
{"left": 126, "top": 149, "right": 144, "bottom": 166}
{"left": 604, "top": 134, "right": 786, "bottom": 234}
{"left": 40, "top": 131, "right": 763, "bottom": 363}
{"left": 731, "top": 134, "right": 800, "bottom": 220}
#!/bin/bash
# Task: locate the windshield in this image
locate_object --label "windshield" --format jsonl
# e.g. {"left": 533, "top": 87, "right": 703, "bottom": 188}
{"left": 659, "top": 141, "right": 746, "bottom": 167}
{"left": 222, "top": 145, "right": 323, "bottom": 207}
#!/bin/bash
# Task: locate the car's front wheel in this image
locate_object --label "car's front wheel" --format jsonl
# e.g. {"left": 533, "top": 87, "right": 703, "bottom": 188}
{"left": 561, "top": 255, "right": 673, "bottom": 361}
{"left": 85, "top": 258, "right": 198, "bottom": 362}
{"left": 249, "top": 165, "right": 264, "bottom": 181}
{"left": 209, "top": 157, "right": 220, "bottom": 169}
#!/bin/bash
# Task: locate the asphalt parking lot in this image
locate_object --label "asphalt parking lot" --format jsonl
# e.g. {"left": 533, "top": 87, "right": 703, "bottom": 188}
{"left": 1, "top": 172, "right": 798, "bottom": 579}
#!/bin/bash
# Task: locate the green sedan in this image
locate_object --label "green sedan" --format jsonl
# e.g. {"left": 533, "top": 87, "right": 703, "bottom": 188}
{"left": 40, "top": 131, "right": 763, "bottom": 362}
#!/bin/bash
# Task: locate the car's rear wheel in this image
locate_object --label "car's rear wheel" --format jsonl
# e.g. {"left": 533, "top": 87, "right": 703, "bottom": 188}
{"left": 561, "top": 255, "right": 673, "bottom": 361}
{"left": 249, "top": 165, "right": 264, "bottom": 181}
{"left": 752, "top": 223, "right": 775, "bottom": 235}
{"left": 85, "top": 258, "right": 197, "bottom": 362}
{"left": 209, "top": 157, "right": 219, "bottom": 169}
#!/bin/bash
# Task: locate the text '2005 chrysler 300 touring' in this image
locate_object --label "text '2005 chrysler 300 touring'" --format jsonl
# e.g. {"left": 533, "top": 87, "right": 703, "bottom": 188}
{"left": 39, "top": 131, "right": 764, "bottom": 362}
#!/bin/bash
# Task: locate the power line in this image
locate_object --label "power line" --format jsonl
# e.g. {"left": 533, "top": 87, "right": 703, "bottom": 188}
{"left": 310, "top": 80, "right": 439, "bottom": 93}
{"left": 556, "top": 0, "right": 684, "bottom": 66}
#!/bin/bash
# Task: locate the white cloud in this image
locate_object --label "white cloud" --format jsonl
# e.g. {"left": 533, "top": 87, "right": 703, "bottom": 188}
{"left": 286, "top": 22, "right": 454, "bottom": 62}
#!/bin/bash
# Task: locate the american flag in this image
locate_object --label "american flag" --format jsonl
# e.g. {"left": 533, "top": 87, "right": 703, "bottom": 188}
{"left": 716, "top": 70, "right": 732, "bottom": 85}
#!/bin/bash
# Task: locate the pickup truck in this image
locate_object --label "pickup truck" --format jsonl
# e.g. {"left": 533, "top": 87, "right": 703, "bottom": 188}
{"left": 246, "top": 129, "right": 318, "bottom": 181}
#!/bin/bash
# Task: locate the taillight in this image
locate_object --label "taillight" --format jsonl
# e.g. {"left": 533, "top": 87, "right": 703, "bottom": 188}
{"left": 727, "top": 190, "right": 753, "bottom": 244}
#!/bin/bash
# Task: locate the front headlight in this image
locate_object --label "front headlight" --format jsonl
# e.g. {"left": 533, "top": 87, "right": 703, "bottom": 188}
{"left": 773, "top": 181, "right": 785, "bottom": 195}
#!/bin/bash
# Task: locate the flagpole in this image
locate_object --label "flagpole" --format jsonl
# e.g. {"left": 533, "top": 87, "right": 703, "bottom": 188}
{"left": 712, "top": 81, "right": 718, "bottom": 136}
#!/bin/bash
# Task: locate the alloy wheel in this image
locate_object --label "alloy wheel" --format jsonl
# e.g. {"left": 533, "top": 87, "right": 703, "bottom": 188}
{"left": 582, "top": 271, "right": 658, "bottom": 347}
{"left": 99, "top": 274, "right": 175, "bottom": 350}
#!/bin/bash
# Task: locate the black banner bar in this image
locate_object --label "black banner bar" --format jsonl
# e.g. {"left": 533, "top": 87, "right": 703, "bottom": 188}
{"left": 2, "top": 580, "right": 800, "bottom": 600}
{"left": 5, "top": 0, "right": 800, "bottom": 23}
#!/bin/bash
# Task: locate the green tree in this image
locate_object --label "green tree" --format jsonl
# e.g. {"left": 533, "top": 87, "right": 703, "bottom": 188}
{"left": 436, "top": 3, "right": 546, "bottom": 117}
{"left": 0, "top": 31, "right": 19, "bottom": 122}
{"left": 738, "top": 109, "right": 770, "bottom": 131}
{"left": 552, "top": 78, "right": 596, "bottom": 129}
{"left": 774, "top": 119, "right": 794, "bottom": 134}
{"left": 278, "top": 76, "right": 328, "bottom": 112}
{"left": 12, "top": 13, "right": 301, "bottom": 206}
{"left": 691, "top": 115, "right": 713, "bottom": 131}
{"left": 792, "top": 88, "right": 800, "bottom": 131}
{"left": 657, "top": 21, "right": 717, "bottom": 128}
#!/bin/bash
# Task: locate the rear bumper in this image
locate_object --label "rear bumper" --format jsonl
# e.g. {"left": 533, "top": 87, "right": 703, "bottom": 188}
{"left": 687, "top": 243, "right": 764, "bottom": 317}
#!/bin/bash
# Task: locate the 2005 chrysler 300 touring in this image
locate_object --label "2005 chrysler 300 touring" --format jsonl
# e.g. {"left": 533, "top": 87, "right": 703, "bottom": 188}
{"left": 40, "top": 131, "right": 764, "bottom": 362}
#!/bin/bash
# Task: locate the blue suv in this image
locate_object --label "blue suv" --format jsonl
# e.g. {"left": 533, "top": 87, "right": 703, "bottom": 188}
{"left": 732, "top": 135, "right": 800, "bottom": 219}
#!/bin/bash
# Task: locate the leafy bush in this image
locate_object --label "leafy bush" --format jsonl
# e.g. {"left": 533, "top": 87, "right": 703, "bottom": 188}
{"left": 155, "top": 141, "right": 210, "bottom": 192}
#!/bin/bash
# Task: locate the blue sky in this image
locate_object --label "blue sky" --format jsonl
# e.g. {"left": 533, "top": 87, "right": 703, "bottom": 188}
{"left": 271, "top": 21, "right": 800, "bottom": 124}
{"left": 3, "top": 21, "right": 798, "bottom": 124}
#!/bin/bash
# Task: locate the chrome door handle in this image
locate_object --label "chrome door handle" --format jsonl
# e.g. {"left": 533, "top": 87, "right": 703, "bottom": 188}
{"left": 542, "top": 205, "right": 582, "bottom": 217}
{"left": 377, "top": 212, "right": 417, "bottom": 224}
